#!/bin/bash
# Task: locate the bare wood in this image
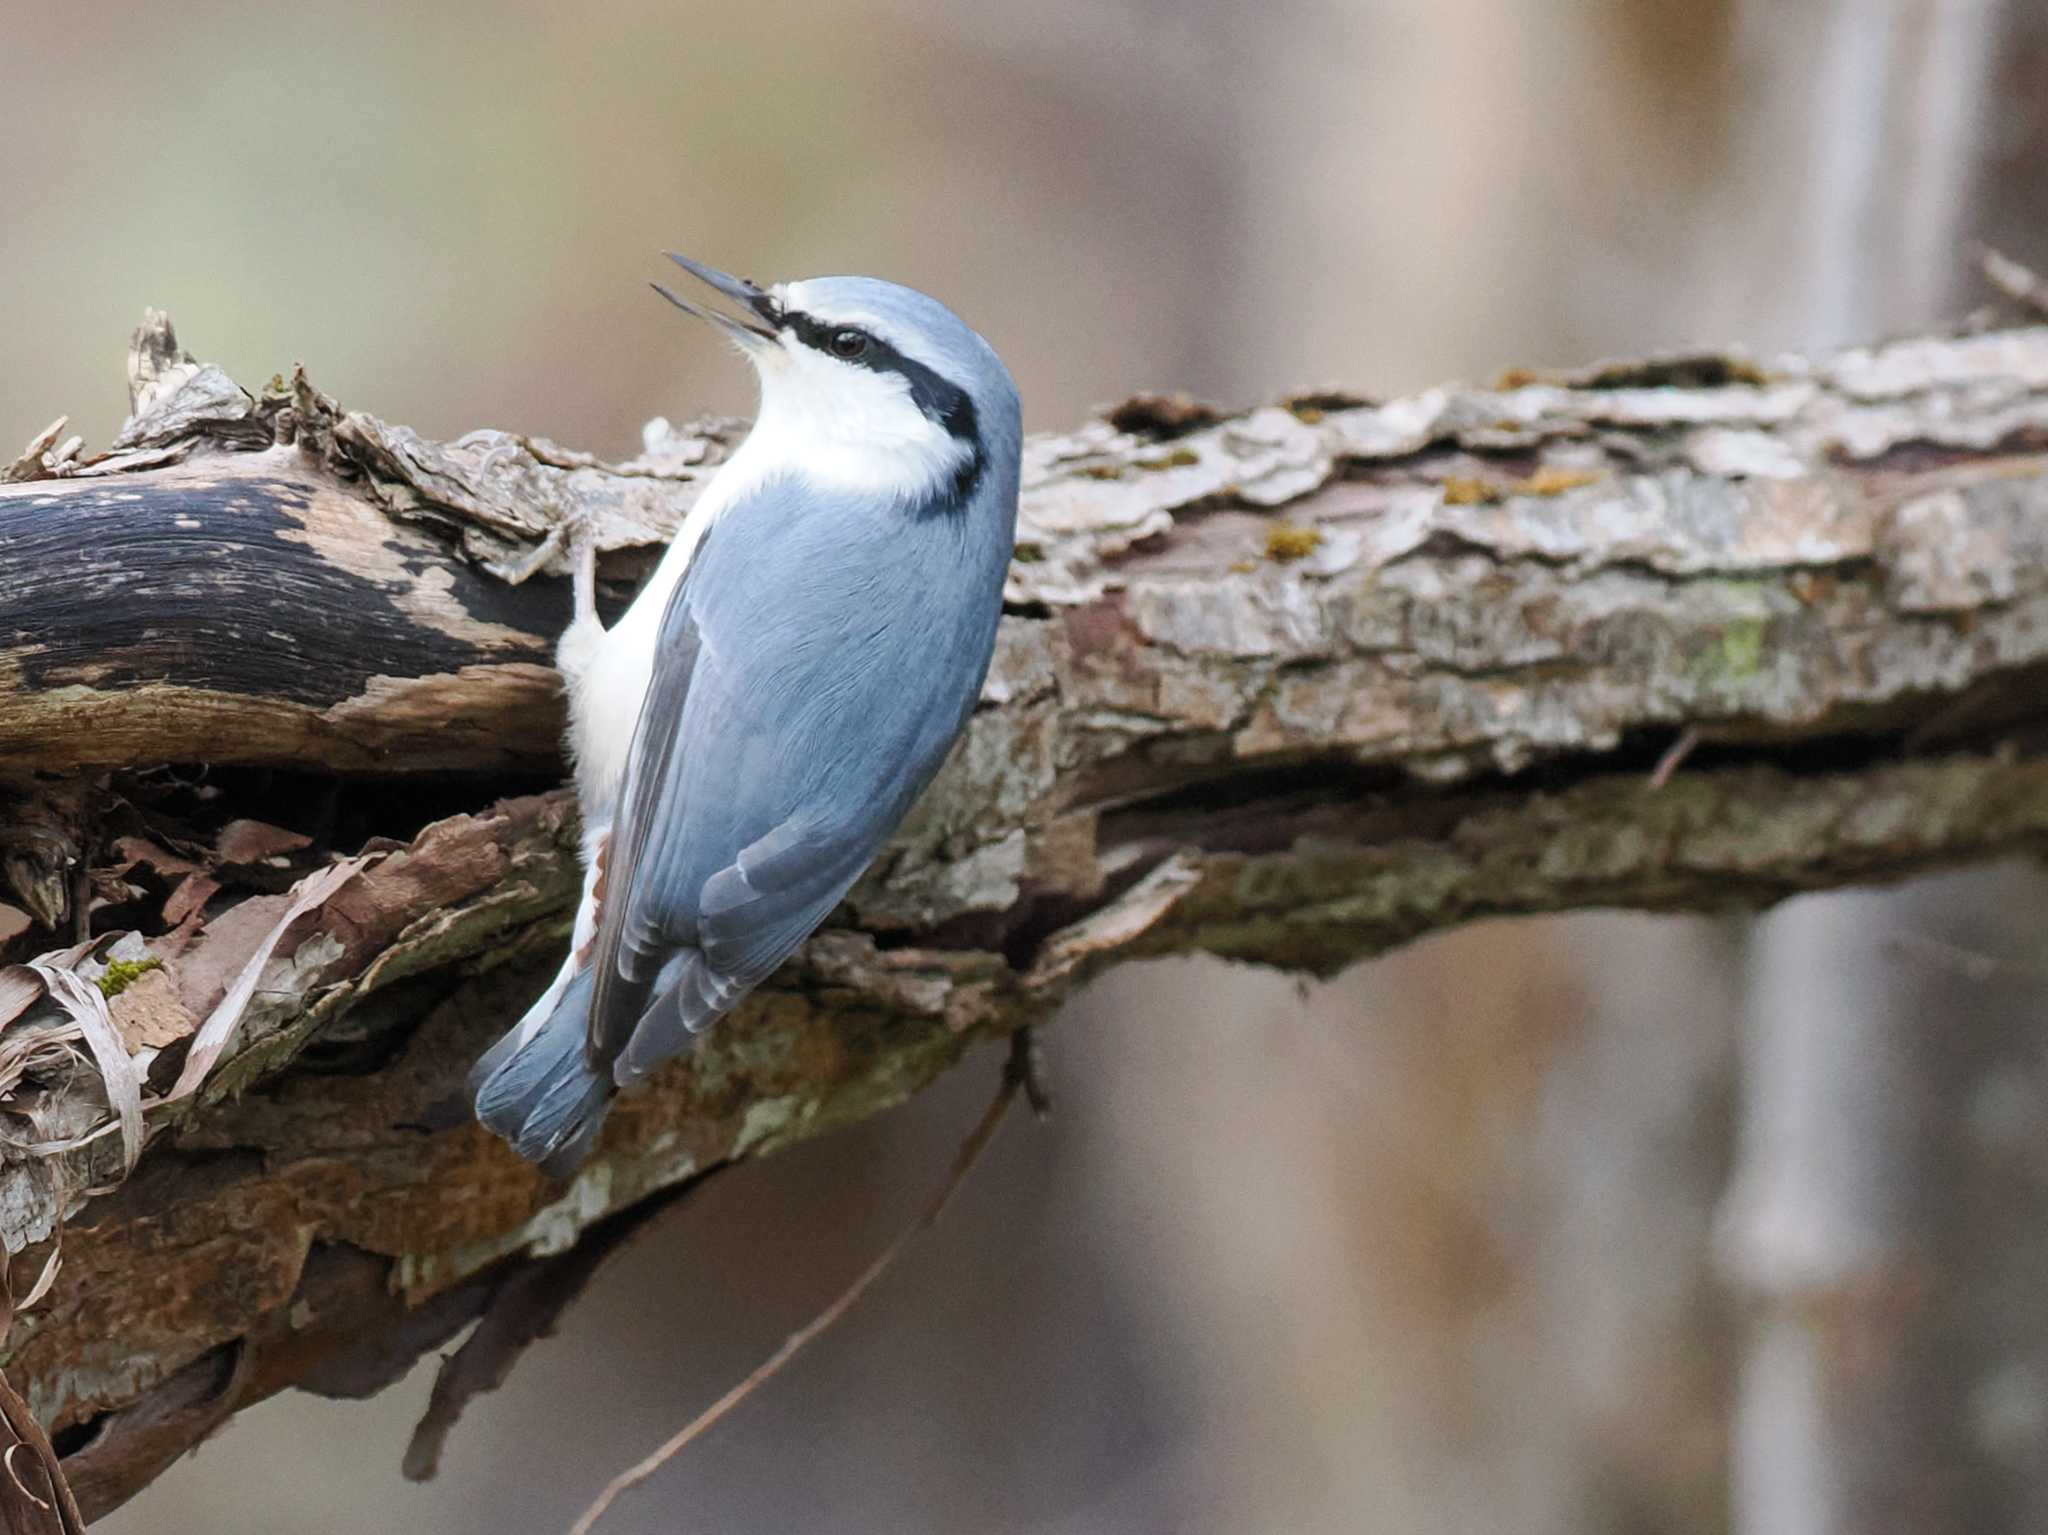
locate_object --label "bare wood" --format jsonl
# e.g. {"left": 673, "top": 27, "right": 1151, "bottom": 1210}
{"left": 6, "top": 312, "right": 2048, "bottom": 1518}
{"left": 0, "top": 318, "right": 748, "bottom": 776}
{"left": 0, "top": 452, "right": 569, "bottom": 775}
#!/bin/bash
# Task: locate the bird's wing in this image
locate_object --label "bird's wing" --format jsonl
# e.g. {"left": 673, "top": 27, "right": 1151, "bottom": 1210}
{"left": 611, "top": 805, "right": 885, "bottom": 1083}
{"left": 581, "top": 551, "right": 704, "bottom": 1071}
{"left": 582, "top": 481, "right": 973, "bottom": 1086}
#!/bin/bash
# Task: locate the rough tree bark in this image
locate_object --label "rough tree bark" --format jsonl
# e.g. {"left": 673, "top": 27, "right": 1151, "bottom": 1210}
{"left": 5, "top": 306, "right": 2048, "bottom": 1521}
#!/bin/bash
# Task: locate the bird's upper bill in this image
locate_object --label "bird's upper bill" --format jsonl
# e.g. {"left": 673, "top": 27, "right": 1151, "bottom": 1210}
{"left": 650, "top": 252, "right": 782, "bottom": 348}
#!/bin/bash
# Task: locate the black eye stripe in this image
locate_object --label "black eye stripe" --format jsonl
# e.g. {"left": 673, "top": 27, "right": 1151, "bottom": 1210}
{"left": 783, "top": 310, "right": 979, "bottom": 444}
{"left": 780, "top": 308, "right": 987, "bottom": 511}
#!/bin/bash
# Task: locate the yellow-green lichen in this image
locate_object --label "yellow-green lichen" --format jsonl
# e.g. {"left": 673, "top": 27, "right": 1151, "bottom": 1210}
{"left": 1713, "top": 615, "right": 1768, "bottom": 682}
{"left": 1440, "top": 466, "right": 1605, "bottom": 505}
{"left": 1514, "top": 466, "right": 1603, "bottom": 496}
{"left": 1264, "top": 524, "right": 1323, "bottom": 562}
{"left": 95, "top": 957, "right": 162, "bottom": 999}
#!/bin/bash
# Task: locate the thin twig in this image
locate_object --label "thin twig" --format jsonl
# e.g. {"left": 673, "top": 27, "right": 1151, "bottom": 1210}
{"left": 1884, "top": 929, "right": 2048, "bottom": 983}
{"left": 1649, "top": 726, "right": 1701, "bottom": 789}
{"left": 568, "top": 1052, "right": 1023, "bottom": 1535}
{"left": 1982, "top": 245, "right": 2048, "bottom": 317}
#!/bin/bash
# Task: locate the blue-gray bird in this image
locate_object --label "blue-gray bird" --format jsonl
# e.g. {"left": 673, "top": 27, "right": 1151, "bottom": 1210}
{"left": 471, "top": 255, "right": 1021, "bottom": 1175}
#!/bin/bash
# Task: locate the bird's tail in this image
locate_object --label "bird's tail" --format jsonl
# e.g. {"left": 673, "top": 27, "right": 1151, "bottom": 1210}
{"left": 471, "top": 965, "right": 613, "bottom": 1177}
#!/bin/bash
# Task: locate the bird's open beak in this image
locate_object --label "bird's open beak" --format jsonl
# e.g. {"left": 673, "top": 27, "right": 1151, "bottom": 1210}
{"left": 650, "top": 252, "right": 780, "bottom": 344}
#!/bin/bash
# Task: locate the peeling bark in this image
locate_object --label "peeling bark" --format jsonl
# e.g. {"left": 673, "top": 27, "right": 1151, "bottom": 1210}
{"left": 7, "top": 311, "right": 2048, "bottom": 1519}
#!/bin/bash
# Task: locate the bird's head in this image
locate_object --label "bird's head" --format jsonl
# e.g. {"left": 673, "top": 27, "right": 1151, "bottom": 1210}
{"left": 653, "top": 254, "right": 1019, "bottom": 507}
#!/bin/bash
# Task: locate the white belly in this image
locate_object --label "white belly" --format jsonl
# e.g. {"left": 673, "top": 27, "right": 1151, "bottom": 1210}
{"left": 563, "top": 610, "right": 657, "bottom": 819}
{"left": 557, "top": 479, "right": 726, "bottom": 827}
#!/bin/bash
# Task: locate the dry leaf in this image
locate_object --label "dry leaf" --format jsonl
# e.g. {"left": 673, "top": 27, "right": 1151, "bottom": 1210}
{"left": 159, "top": 873, "right": 219, "bottom": 930}
{"left": 107, "top": 970, "right": 197, "bottom": 1053}
{"left": 86, "top": 873, "right": 145, "bottom": 908}
{"left": 169, "top": 894, "right": 293, "bottom": 1016}
{"left": 15, "top": 1245, "right": 60, "bottom": 1314}
{"left": 214, "top": 820, "right": 313, "bottom": 866}
{"left": 166, "top": 857, "right": 369, "bottom": 1103}
{"left": 23, "top": 962, "right": 141, "bottom": 1171}
{"left": 0, "top": 971, "right": 42, "bottom": 1033}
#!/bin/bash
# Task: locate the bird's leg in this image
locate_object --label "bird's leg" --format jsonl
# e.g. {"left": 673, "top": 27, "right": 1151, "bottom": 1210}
{"left": 554, "top": 514, "right": 608, "bottom": 693}
{"left": 570, "top": 516, "right": 600, "bottom": 630}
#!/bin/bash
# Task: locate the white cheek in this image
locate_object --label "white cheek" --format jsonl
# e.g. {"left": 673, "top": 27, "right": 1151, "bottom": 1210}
{"left": 748, "top": 347, "right": 961, "bottom": 497}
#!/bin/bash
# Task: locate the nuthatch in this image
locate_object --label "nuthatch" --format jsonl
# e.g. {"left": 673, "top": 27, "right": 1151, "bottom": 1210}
{"left": 472, "top": 256, "right": 1021, "bottom": 1174}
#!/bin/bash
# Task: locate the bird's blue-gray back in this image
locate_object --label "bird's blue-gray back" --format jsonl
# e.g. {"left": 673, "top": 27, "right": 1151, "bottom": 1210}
{"left": 587, "top": 453, "right": 1016, "bottom": 1081}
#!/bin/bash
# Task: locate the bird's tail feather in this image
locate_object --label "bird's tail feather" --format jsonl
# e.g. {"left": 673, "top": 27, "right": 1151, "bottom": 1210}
{"left": 614, "top": 950, "right": 744, "bottom": 1085}
{"left": 472, "top": 966, "right": 613, "bottom": 1176}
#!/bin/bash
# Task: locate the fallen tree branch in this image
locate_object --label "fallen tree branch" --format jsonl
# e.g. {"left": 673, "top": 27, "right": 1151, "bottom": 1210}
{"left": 5, "top": 307, "right": 2048, "bottom": 1518}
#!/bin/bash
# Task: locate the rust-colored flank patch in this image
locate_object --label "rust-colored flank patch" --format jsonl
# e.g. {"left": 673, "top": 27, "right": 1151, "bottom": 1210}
{"left": 574, "top": 832, "right": 611, "bottom": 969}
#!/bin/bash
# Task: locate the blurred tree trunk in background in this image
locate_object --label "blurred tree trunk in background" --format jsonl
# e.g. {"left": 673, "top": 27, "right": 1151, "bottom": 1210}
{"left": 1714, "top": 6, "right": 2048, "bottom": 1535}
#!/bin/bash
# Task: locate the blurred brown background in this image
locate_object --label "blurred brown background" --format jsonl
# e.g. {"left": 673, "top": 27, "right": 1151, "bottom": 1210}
{"left": 7, "top": 1, "right": 2048, "bottom": 1531}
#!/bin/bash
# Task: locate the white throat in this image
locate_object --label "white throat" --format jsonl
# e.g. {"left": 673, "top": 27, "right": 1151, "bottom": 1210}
{"left": 562, "top": 307, "right": 974, "bottom": 821}
{"left": 747, "top": 339, "right": 964, "bottom": 498}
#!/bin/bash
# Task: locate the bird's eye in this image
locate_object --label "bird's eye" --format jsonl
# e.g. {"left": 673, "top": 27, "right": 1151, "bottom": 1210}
{"left": 829, "top": 328, "right": 868, "bottom": 360}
